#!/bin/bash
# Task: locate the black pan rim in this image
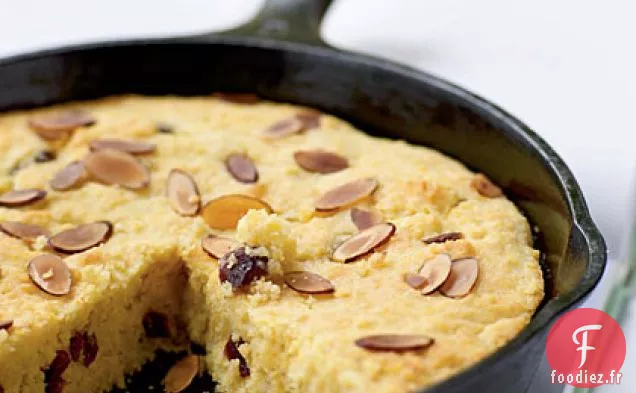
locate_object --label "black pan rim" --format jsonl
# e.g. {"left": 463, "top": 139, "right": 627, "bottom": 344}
{"left": 0, "top": 35, "right": 607, "bottom": 392}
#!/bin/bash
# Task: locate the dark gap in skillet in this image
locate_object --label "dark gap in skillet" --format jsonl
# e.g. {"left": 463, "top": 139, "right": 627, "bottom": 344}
{"left": 0, "top": 39, "right": 601, "bottom": 393}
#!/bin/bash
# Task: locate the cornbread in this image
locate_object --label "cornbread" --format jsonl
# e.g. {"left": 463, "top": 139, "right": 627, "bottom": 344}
{"left": 0, "top": 95, "right": 544, "bottom": 393}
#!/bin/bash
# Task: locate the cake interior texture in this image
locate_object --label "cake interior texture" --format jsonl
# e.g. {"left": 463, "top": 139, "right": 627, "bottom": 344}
{"left": 0, "top": 95, "right": 544, "bottom": 393}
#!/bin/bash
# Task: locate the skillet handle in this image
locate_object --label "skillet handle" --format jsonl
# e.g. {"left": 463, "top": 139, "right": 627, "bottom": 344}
{"left": 208, "top": 0, "right": 333, "bottom": 46}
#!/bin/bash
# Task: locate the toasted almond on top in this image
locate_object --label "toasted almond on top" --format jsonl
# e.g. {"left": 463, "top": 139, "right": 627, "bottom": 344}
{"left": 439, "top": 257, "right": 479, "bottom": 298}
{"left": 0, "top": 189, "right": 47, "bottom": 207}
{"left": 284, "top": 271, "right": 335, "bottom": 294}
{"left": 50, "top": 161, "right": 87, "bottom": 191}
{"left": 0, "top": 320, "right": 13, "bottom": 330}
{"left": 225, "top": 154, "right": 258, "bottom": 183}
{"left": 471, "top": 173, "right": 503, "bottom": 198}
{"left": 355, "top": 334, "right": 434, "bottom": 353}
{"left": 332, "top": 222, "right": 395, "bottom": 263}
{"left": 167, "top": 169, "right": 201, "bottom": 216}
{"left": 89, "top": 138, "right": 156, "bottom": 155}
{"left": 350, "top": 207, "right": 383, "bottom": 231}
{"left": 213, "top": 92, "right": 261, "bottom": 104}
{"left": 262, "top": 117, "right": 305, "bottom": 139}
{"left": 48, "top": 221, "right": 113, "bottom": 254}
{"left": 164, "top": 355, "right": 199, "bottom": 393}
{"left": 202, "top": 194, "right": 273, "bottom": 230}
{"left": 403, "top": 273, "right": 428, "bottom": 290}
{"left": 27, "top": 110, "right": 95, "bottom": 140}
{"left": 422, "top": 232, "right": 464, "bottom": 244}
{"left": 315, "top": 178, "right": 378, "bottom": 212}
{"left": 262, "top": 110, "right": 322, "bottom": 139}
{"left": 296, "top": 110, "right": 321, "bottom": 129}
{"left": 0, "top": 221, "right": 50, "bottom": 242}
{"left": 84, "top": 149, "right": 150, "bottom": 190}
{"left": 417, "top": 254, "right": 452, "bottom": 295}
{"left": 27, "top": 254, "right": 72, "bottom": 296}
{"left": 201, "top": 235, "right": 242, "bottom": 259}
{"left": 293, "top": 149, "right": 349, "bottom": 174}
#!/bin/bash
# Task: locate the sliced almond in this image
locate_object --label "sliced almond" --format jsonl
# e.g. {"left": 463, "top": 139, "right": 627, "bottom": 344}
{"left": 439, "top": 257, "right": 479, "bottom": 298}
{"left": 166, "top": 169, "right": 201, "bottom": 216}
{"left": 28, "top": 110, "right": 95, "bottom": 140}
{"left": 225, "top": 154, "right": 258, "bottom": 183}
{"left": 350, "top": 208, "right": 383, "bottom": 231}
{"left": 164, "top": 355, "right": 199, "bottom": 393}
{"left": 471, "top": 173, "right": 503, "bottom": 198}
{"left": 0, "top": 189, "right": 47, "bottom": 207}
{"left": 332, "top": 222, "right": 395, "bottom": 263}
{"left": 315, "top": 178, "right": 378, "bottom": 212}
{"left": 284, "top": 271, "right": 335, "bottom": 294}
{"left": 293, "top": 149, "right": 349, "bottom": 174}
{"left": 355, "top": 334, "right": 434, "bottom": 352}
{"left": 0, "top": 221, "right": 50, "bottom": 242}
{"left": 263, "top": 117, "right": 305, "bottom": 139}
{"left": 201, "top": 235, "right": 241, "bottom": 259}
{"left": 0, "top": 319, "right": 13, "bottom": 330}
{"left": 422, "top": 232, "right": 463, "bottom": 244}
{"left": 48, "top": 221, "right": 113, "bottom": 254}
{"left": 202, "top": 195, "right": 273, "bottom": 230}
{"left": 296, "top": 110, "right": 321, "bottom": 130}
{"left": 89, "top": 138, "right": 156, "bottom": 155}
{"left": 50, "top": 161, "right": 86, "bottom": 191}
{"left": 403, "top": 273, "right": 428, "bottom": 290}
{"left": 27, "top": 254, "right": 72, "bottom": 296}
{"left": 213, "top": 92, "right": 261, "bottom": 104}
{"left": 417, "top": 254, "right": 452, "bottom": 295}
{"left": 84, "top": 149, "right": 150, "bottom": 190}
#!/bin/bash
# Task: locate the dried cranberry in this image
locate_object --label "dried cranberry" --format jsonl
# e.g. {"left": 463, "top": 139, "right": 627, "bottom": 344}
{"left": 0, "top": 384, "right": 4, "bottom": 393}
{"left": 83, "top": 333, "right": 98, "bottom": 367}
{"left": 44, "top": 350, "right": 70, "bottom": 393}
{"left": 34, "top": 150, "right": 56, "bottom": 163}
{"left": 45, "top": 378, "right": 66, "bottom": 393}
{"left": 45, "top": 350, "right": 71, "bottom": 378}
{"left": 143, "top": 311, "right": 172, "bottom": 338}
{"left": 219, "top": 246, "right": 268, "bottom": 290}
{"left": 69, "top": 331, "right": 86, "bottom": 362}
{"left": 224, "top": 336, "right": 250, "bottom": 377}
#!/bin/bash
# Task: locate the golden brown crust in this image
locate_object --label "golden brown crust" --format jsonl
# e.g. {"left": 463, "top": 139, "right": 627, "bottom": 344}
{"left": 0, "top": 95, "right": 543, "bottom": 393}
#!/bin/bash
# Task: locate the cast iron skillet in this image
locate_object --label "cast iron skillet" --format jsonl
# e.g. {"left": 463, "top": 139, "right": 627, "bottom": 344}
{"left": 0, "top": 0, "right": 606, "bottom": 392}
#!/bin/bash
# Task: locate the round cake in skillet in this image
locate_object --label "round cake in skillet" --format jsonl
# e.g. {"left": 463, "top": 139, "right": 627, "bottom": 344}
{"left": 0, "top": 95, "right": 544, "bottom": 393}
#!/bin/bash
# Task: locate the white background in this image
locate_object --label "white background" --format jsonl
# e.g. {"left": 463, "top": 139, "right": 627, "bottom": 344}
{"left": 0, "top": 0, "right": 633, "bottom": 391}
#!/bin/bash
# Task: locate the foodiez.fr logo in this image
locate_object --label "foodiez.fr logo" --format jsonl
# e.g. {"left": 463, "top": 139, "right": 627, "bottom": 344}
{"left": 546, "top": 308, "right": 626, "bottom": 387}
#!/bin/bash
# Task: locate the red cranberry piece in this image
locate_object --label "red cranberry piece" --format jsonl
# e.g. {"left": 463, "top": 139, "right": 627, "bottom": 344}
{"left": 83, "top": 333, "right": 98, "bottom": 367}
{"left": 45, "top": 350, "right": 71, "bottom": 378}
{"left": 219, "top": 246, "right": 268, "bottom": 290}
{"left": 224, "top": 336, "right": 250, "bottom": 377}
{"left": 143, "top": 311, "right": 171, "bottom": 338}
{"left": 45, "top": 378, "right": 66, "bottom": 393}
{"left": 0, "top": 384, "right": 5, "bottom": 393}
{"left": 44, "top": 350, "right": 70, "bottom": 393}
{"left": 69, "top": 331, "right": 86, "bottom": 362}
